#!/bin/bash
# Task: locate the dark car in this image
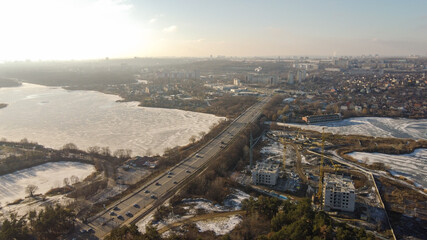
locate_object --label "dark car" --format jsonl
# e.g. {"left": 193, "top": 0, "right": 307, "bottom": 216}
{"left": 133, "top": 204, "right": 140, "bottom": 208}
{"left": 113, "top": 206, "right": 120, "bottom": 211}
{"left": 144, "top": 189, "right": 150, "bottom": 193}
{"left": 117, "top": 215, "right": 124, "bottom": 220}
{"left": 126, "top": 211, "right": 133, "bottom": 217}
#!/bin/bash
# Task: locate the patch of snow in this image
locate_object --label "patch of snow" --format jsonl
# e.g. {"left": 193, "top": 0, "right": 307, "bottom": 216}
{"left": 277, "top": 117, "right": 427, "bottom": 140}
{"left": 301, "top": 155, "right": 310, "bottom": 165}
{"left": 137, "top": 212, "right": 155, "bottom": 233}
{"left": 260, "top": 136, "right": 284, "bottom": 164}
{"left": 181, "top": 198, "right": 227, "bottom": 212}
{"left": 196, "top": 215, "right": 242, "bottom": 235}
{"left": 348, "top": 149, "right": 427, "bottom": 189}
{"left": 91, "top": 184, "right": 128, "bottom": 203}
{"left": 0, "top": 195, "right": 73, "bottom": 221}
{"left": 223, "top": 189, "right": 251, "bottom": 210}
{"left": 0, "top": 161, "right": 95, "bottom": 207}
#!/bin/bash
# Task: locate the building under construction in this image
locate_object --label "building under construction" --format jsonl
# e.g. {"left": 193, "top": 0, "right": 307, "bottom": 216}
{"left": 323, "top": 173, "right": 355, "bottom": 212}
{"left": 252, "top": 161, "right": 280, "bottom": 186}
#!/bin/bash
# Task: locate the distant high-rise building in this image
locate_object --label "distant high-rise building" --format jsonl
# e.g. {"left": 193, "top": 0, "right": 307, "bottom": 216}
{"left": 297, "top": 71, "right": 302, "bottom": 83}
{"left": 233, "top": 78, "right": 241, "bottom": 86}
{"left": 288, "top": 72, "right": 294, "bottom": 84}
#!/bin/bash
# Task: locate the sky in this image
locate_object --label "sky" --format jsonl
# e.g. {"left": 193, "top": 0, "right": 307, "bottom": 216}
{"left": 0, "top": 0, "right": 426, "bottom": 61}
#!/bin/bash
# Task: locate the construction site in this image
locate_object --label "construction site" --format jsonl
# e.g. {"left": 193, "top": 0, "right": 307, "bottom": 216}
{"left": 236, "top": 126, "right": 393, "bottom": 236}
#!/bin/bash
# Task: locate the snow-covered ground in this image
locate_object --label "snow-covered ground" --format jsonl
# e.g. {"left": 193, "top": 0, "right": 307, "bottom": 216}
{"left": 137, "top": 189, "right": 250, "bottom": 236}
{"left": 195, "top": 215, "right": 242, "bottom": 235}
{"left": 348, "top": 149, "right": 427, "bottom": 189}
{"left": 260, "top": 135, "right": 285, "bottom": 164}
{"left": 279, "top": 117, "right": 427, "bottom": 139}
{"left": 0, "top": 161, "right": 94, "bottom": 207}
{"left": 0, "top": 195, "right": 73, "bottom": 221}
{"left": 0, "top": 83, "right": 224, "bottom": 156}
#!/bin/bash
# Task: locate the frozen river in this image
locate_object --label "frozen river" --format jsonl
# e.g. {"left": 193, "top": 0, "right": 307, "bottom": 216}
{"left": 348, "top": 149, "right": 427, "bottom": 189}
{"left": 0, "top": 161, "right": 95, "bottom": 206}
{"left": 0, "top": 83, "right": 223, "bottom": 156}
{"left": 280, "top": 117, "right": 427, "bottom": 139}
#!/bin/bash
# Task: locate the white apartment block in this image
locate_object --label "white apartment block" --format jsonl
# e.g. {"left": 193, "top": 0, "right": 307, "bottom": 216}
{"left": 323, "top": 174, "right": 356, "bottom": 212}
{"left": 252, "top": 161, "right": 280, "bottom": 186}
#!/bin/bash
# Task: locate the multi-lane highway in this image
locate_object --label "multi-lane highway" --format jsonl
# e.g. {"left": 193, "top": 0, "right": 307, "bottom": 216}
{"left": 86, "top": 96, "right": 271, "bottom": 238}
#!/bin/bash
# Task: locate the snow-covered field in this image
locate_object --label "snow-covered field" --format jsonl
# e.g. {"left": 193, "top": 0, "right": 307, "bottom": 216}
{"left": 347, "top": 149, "right": 427, "bottom": 189}
{"left": 196, "top": 215, "right": 242, "bottom": 235}
{"left": 0, "top": 83, "right": 224, "bottom": 156}
{"left": 137, "top": 189, "right": 250, "bottom": 236}
{"left": 0, "top": 195, "right": 73, "bottom": 221}
{"left": 279, "top": 117, "right": 427, "bottom": 139}
{"left": 0, "top": 161, "right": 95, "bottom": 207}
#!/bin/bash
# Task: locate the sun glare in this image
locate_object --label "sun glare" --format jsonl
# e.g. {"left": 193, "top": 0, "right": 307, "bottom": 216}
{"left": 0, "top": 0, "right": 146, "bottom": 61}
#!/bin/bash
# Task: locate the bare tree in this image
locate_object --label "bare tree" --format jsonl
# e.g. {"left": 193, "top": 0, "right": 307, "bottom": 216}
{"left": 63, "top": 177, "right": 70, "bottom": 186}
{"left": 87, "top": 146, "right": 101, "bottom": 155}
{"left": 189, "top": 135, "right": 196, "bottom": 144}
{"left": 62, "top": 143, "right": 78, "bottom": 150}
{"left": 125, "top": 149, "right": 132, "bottom": 158}
{"left": 70, "top": 175, "right": 79, "bottom": 184}
{"left": 26, "top": 184, "right": 38, "bottom": 197}
{"left": 101, "top": 147, "right": 111, "bottom": 156}
{"left": 146, "top": 148, "right": 152, "bottom": 156}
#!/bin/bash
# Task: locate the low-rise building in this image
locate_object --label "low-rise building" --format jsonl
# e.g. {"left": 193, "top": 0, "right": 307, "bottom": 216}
{"left": 302, "top": 113, "right": 341, "bottom": 124}
{"left": 323, "top": 174, "right": 355, "bottom": 212}
{"left": 252, "top": 161, "right": 280, "bottom": 186}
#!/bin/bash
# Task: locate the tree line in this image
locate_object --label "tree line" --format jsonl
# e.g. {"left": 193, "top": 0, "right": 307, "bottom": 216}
{"left": 0, "top": 205, "right": 74, "bottom": 240}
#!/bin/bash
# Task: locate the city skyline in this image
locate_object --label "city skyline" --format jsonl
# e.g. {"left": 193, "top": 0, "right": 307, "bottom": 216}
{"left": 1, "top": 0, "right": 426, "bottom": 61}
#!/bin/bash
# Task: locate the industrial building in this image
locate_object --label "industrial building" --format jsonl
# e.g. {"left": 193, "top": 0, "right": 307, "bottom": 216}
{"left": 323, "top": 174, "right": 356, "bottom": 212}
{"left": 252, "top": 161, "right": 280, "bottom": 186}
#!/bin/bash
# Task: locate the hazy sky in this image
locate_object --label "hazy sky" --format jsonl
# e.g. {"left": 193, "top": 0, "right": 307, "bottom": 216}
{"left": 1, "top": 0, "right": 426, "bottom": 61}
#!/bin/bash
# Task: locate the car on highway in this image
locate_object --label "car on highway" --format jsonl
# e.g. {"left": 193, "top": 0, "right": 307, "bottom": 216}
{"left": 167, "top": 175, "right": 172, "bottom": 178}
{"left": 144, "top": 189, "right": 150, "bottom": 193}
{"left": 167, "top": 171, "right": 173, "bottom": 175}
{"left": 126, "top": 211, "right": 133, "bottom": 217}
{"left": 109, "top": 211, "right": 116, "bottom": 216}
{"left": 186, "top": 170, "right": 191, "bottom": 173}
{"left": 173, "top": 181, "right": 178, "bottom": 184}
{"left": 133, "top": 204, "right": 140, "bottom": 208}
{"left": 113, "top": 206, "right": 120, "bottom": 211}
{"left": 196, "top": 153, "right": 201, "bottom": 157}
{"left": 151, "top": 194, "right": 157, "bottom": 199}
{"left": 155, "top": 182, "right": 161, "bottom": 186}
{"left": 117, "top": 215, "right": 124, "bottom": 220}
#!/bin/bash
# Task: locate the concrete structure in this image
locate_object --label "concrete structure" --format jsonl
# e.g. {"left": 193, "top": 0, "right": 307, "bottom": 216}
{"left": 252, "top": 161, "right": 280, "bottom": 186}
{"left": 246, "top": 74, "right": 278, "bottom": 85}
{"left": 302, "top": 113, "right": 341, "bottom": 124}
{"left": 323, "top": 174, "right": 355, "bottom": 212}
{"left": 288, "top": 72, "right": 294, "bottom": 84}
{"left": 233, "top": 78, "right": 242, "bottom": 86}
